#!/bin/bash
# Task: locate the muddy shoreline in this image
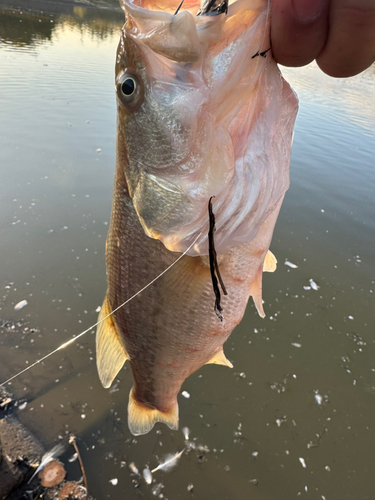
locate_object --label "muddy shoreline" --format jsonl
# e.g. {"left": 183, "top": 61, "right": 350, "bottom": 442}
{"left": 0, "top": 388, "right": 91, "bottom": 500}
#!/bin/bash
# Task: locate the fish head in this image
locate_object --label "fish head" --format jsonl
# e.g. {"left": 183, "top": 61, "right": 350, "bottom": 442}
{"left": 116, "top": 0, "right": 298, "bottom": 255}
{"left": 116, "top": 6, "right": 206, "bottom": 238}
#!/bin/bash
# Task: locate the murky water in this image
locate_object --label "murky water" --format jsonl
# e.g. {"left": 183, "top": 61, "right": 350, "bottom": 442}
{"left": 1, "top": 2, "right": 375, "bottom": 499}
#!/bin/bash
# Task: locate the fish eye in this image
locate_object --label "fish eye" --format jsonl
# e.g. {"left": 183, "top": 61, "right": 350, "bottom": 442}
{"left": 122, "top": 77, "right": 135, "bottom": 96}
{"left": 117, "top": 73, "right": 140, "bottom": 105}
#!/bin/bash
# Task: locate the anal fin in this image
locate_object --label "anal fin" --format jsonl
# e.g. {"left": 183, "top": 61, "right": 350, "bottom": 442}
{"left": 96, "top": 295, "right": 129, "bottom": 389}
{"left": 263, "top": 250, "right": 277, "bottom": 272}
{"left": 128, "top": 387, "right": 179, "bottom": 436}
{"left": 250, "top": 266, "right": 265, "bottom": 318}
{"left": 205, "top": 347, "right": 233, "bottom": 368}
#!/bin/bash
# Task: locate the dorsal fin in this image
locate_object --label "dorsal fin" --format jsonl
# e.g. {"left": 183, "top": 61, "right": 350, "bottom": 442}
{"left": 205, "top": 347, "right": 233, "bottom": 368}
{"left": 96, "top": 295, "right": 129, "bottom": 389}
{"left": 263, "top": 250, "right": 277, "bottom": 272}
{"left": 128, "top": 387, "right": 179, "bottom": 436}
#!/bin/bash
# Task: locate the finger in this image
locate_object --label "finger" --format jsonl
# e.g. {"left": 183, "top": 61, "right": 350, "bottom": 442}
{"left": 317, "top": 0, "right": 375, "bottom": 77}
{"left": 271, "top": 0, "right": 330, "bottom": 67}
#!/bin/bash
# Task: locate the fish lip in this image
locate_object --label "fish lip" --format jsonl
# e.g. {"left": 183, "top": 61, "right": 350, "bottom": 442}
{"left": 121, "top": 0, "right": 173, "bottom": 20}
{"left": 121, "top": 0, "right": 244, "bottom": 20}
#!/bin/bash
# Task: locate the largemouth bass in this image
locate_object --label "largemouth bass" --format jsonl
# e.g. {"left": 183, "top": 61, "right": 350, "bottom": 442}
{"left": 96, "top": 0, "right": 298, "bottom": 436}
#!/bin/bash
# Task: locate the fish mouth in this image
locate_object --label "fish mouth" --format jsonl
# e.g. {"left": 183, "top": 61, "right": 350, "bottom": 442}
{"left": 121, "top": 0, "right": 197, "bottom": 18}
{"left": 121, "top": 0, "right": 244, "bottom": 18}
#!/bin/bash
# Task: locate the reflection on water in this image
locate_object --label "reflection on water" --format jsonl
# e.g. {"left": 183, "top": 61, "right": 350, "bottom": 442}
{"left": 0, "top": 10, "right": 55, "bottom": 47}
{"left": 0, "top": 2, "right": 375, "bottom": 500}
{"left": 0, "top": 1, "right": 122, "bottom": 49}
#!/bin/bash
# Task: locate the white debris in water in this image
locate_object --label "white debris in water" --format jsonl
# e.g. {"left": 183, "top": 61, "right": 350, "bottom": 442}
{"left": 14, "top": 300, "right": 28, "bottom": 311}
{"left": 252, "top": 451, "right": 259, "bottom": 458}
{"left": 299, "top": 457, "right": 307, "bottom": 468}
{"left": 0, "top": 398, "right": 12, "bottom": 408}
{"left": 18, "top": 402, "right": 27, "bottom": 410}
{"left": 285, "top": 261, "right": 298, "bottom": 268}
{"left": 151, "top": 483, "right": 164, "bottom": 496}
{"left": 309, "top": 279, "right": 319, "bottom": 290}
{"left": 315, "top": 393, "right": 323, "bottom": 405}
{"left": 68, "top": 453, "right": 78, "bottom": 463}
{"left": 81, "top": 414, "right": 86, "bottom": 419}
{"left": 348, "top": 315, "right": 354, "bottom": 320}
{"left": 182, "top": 427, "right": 190, "bottom": 440}
{"left": 182, "top": 391, "right": 190, "bottom": 399}
{"left": 95, "top": 306, "right": 101, "bottom": 312}
{"left": 109, "top": 478, "right": 118, "bottom": 486}
{"left": 143, "top": 467, "right": 152, "bottom": 484}
{"left": 291, "top": 343, "right": 302, "bottom": 348}
{"left": 129, "top": 462, "right": 139, "bottom": 475}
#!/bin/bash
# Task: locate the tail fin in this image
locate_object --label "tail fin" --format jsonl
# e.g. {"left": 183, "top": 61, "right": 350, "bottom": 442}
{"left": 128, "top": 387, "right": 179, "bottom": 436}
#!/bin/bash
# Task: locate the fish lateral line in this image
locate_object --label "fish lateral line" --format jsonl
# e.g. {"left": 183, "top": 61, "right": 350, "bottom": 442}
{"left": 0, "top": 231, "right": 203, "bottom": 389}
{"left": 208, "top": 196, "right": 227, "bottom": 322}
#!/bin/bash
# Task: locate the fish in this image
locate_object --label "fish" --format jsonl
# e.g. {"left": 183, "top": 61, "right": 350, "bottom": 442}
{"left": 96, "top": 0, "right": 298, "bottom": 436}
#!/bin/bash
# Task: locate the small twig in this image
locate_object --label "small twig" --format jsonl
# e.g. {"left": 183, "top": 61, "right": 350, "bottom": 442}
{"left": 69, "top": 435, "right": 88, "bottom": 500}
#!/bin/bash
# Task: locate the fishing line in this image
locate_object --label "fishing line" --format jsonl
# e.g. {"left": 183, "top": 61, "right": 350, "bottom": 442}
{"left": 0, "top": 231, "right": 203, "bottom": 388}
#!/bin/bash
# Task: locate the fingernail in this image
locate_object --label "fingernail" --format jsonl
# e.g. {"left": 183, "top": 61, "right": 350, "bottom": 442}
{"left": 291, "top": 0, "right": 325, "bottom": 22}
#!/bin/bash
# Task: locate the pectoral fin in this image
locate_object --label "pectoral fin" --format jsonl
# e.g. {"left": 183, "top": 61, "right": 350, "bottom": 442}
{"left": 250, "top": 266, "right": 265, "bottom": 318}
{"left": 96, "top": 295, "right": 129, "bottom": 389}
{"left": 263, "top": 250, "right": 277, "bottom": 272}
{"left": 206, "top": 347, "right": 233, "bottom": 368}
{"left": 128, "top": 387, "right": 179, "bottom": 436}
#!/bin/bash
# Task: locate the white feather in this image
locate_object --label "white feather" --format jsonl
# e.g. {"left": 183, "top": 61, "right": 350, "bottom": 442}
{"left": 151, "top": 449, "right": 185, "bottom": 474}
{"left": 28, "top": 443, "right": 66, "bottom": 483}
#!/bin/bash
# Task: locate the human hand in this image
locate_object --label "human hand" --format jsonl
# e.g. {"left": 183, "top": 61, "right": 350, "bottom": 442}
{"left": 271, "top": 0, "right": 375, "bottom": 77}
